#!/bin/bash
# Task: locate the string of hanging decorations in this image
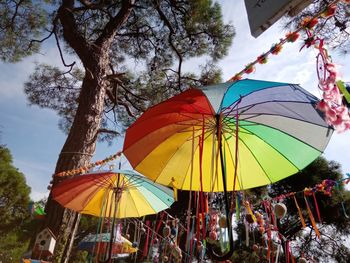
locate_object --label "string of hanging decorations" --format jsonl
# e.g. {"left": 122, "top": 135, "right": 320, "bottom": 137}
{"left": 235, "top": 173, "right": 350, "bottom": 263}
{"left": 227, "top": 0, "right": 342, "bottom": 82}
{"left": 228, "top": 0, "right": 350, "bottom": 132}
{"left": 54, "top": 151, "right": 122, "bottom": 178}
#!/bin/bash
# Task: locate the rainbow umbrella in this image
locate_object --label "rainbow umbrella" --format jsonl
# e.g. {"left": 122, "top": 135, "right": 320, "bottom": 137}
{"left": 52, "top": 170, "right": 174, "bottom": 218}
{"left": 124, "top": 79, "right": 332, "bottom": 192}
{"left": 123, "top": 79, "right": 332, "bottom": 260}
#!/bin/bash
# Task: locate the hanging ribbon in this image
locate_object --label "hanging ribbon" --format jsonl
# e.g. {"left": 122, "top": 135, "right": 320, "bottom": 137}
{"left": 286, "top": 240, "right": 290, "bottom": 263}
{"left": 233, "top": 100, "right": 240, "bottom": 192}
{"left": 275, "top": 244, "right": 280, "bottom": 263}
{"left": 293, "top": 195, "right": 306, "bottom": 229}
{"left": 143, "top": 221, "right": 151, "bottom": 258}
{"left": 186, "top": 127, "right": 195, "bottom": 251}
{"left": 312, "top": 192, "right": 322, "bottom": 223}
{"left": 170, "top": 177, "right": 179, "bottom": 201}
{"left": 236, "top": 192, "right": 240, "bottom": 221}
{"left": 244, "top": 200, "right": 257, "bottom": 223}
{"left": 336, "top": 182, "right": 349, "bottom": 218}
{"left": 244, "top": 219, "right": 249, "bottom": 247}
{"left": 198, "top": 118, "right": 206, "bottom": 239}
{"left": 304, "top": 194, "right": 321, "bottom": 239}
{"left": 263, "top": 201, "right": 272, "bottom": 261}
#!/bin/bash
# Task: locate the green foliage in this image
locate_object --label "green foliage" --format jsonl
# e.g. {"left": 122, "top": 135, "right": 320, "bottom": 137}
{"left": 0, "top": 146, "right": 34, "bottom": 262}
{"left": 0, "top": 229, "right": 30, "bottom": 263}
{"left": 19, "top": 0, "right": 234, "bottom": 139}
{"left": 0, "top": 146, "right": 31, "bottom": 229}
{"left": 0, "top": 0, "right": 48, "bottom": 62}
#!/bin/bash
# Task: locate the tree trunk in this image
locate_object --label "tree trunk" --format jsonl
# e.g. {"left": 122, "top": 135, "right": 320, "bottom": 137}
{"left": 44, "top": 59, "right": 108, "bottom": 262}
{"left": 35, "top": 1, "right": 134, "bottom": 261}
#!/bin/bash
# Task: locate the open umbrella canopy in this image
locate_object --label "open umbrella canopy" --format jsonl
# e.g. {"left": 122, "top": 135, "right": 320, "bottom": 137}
{"left": 123, "top": 79, "right": 333, "bottom": 192}
{"left": 52, "top": 170, "right": 174, "bottom": 218}
{"left": 78, "top": 232, "right": 137, "bottom": 255}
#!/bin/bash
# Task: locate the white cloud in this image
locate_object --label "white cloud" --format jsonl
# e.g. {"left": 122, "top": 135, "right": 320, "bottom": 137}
{"left": 31, "top": 190, "right": 49, "bottom": 202}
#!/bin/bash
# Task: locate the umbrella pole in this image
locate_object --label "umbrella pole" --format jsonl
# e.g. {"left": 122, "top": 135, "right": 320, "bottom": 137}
{"left": 107, "top": 192, "right": 118, "bottom": 263}
{"left": 206, "top": 114, "right": 234, "bottom": 261}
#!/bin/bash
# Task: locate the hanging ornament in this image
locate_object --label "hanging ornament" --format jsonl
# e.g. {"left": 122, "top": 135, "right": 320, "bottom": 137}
{"left": 257, "top": 54, "right": 268, "bottom": 64}
{"left": 163, "top": 256, "right": 169, "bottom": 262}
{"left": 285, "top": 32, "right": 300, "bottom": 42}
{"left": 230, "top": 73, "right": 243, "bottom": 82}
{"left": 255, "top": 212, "right": 265, "bottom": 234}
{"left": 321, "top": 4, "right": 337, "bottom": 18}
{"left": 245, "top": 213, "right": 255, "bottom": 224}
{"left": 252, "top": 244, "right": 259, "bottom": 253}
{"left": 171, "top": 244, "right": 182, "bottom": 261}
{"left": 140, "top": 227, "right": 146, "bottom": 234}
{"left": 274, "top": 203, "right": 287, "bottom": 219}
{"left": 218, "top": 215, "right": 227, "bottom": 228}
{"left": 209, "top": 230, "right": 217, "bottom": 241}
{"left": 163, "top": 225, "right": 171, "bottom": 237}
{"left": 301, "top": 17, "right": 318, "bottom": 29}
{"left": 270, "top": 43, "right": 283, "bottom": 55}
{"left": 171, "top": 226, "right": 177, "bottom": 236}
{"left": 244, "top": 64, "right": 255, "bottom": 74}
{"left": 153, "top": 237, "right": 159, "bottom": 245}
{"left": 298, "top": 257, "right": 307, "bottom": 263}
{"left": 132, "top": 241, "right": 138, "bottom": 248}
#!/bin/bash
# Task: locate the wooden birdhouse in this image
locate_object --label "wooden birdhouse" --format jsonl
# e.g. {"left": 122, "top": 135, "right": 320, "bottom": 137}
{"left": 31, "top": 228, "right": 56, "bottom": 260}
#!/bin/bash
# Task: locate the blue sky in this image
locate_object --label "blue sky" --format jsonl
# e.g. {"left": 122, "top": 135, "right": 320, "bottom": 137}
{"left": 1, "top": 0, "right": 349, "bottom": 201}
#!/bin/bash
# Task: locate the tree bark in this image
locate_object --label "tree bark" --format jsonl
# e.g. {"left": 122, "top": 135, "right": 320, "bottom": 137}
{"left": 45, "top": 57, "right": 109, "bottom": 262}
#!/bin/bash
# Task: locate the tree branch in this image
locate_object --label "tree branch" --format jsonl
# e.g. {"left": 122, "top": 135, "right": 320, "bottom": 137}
{"left": 57, "top": 0, "right": 92, "bottom": 66}
{"left": 95, "top": 0, "right": 135, "bottom": 46}
{"left": 153, "top": 0, "right": 183, "bottom": 91}
{"left": 97, "top": 128, "right": 120, "bottom": 136}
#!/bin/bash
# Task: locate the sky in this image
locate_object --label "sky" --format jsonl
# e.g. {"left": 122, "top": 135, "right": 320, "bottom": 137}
{"left": 0, "top": 0, "right": 349, "bottom": 201}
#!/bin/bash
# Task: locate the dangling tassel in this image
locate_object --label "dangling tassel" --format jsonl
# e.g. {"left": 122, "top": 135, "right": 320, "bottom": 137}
{"left": 171, "top": 177, "right": 178, "bottom": 201}
{"left": 336, "top": 182, "right": 349, "bottom": 218}
{"left": 293, "top": 195, "right": 306, "bottom": 229}
{"left": 285, "top": 241, "right": 290, "bottom": 263}
{"left": 262, "top": 201, "right": 271, "bottom": 261}
{"left": 275, "top": 244, "right": 280, "bottom": 263}
{"left": 236, "top": 192, "right": 241, "bottom": 221}
{"left": 244, "top": 200, "right": 257, "bottom": 222}
{"left": 312, "top": 192, "right": 322, "bottom": 223}
{"left": 244, "top": 219, "right": 249, "bottom": 247}
{"left": 142, "top": 221, "right": 150, "bottom": 258}
{"left": 189, "top": 216, "right": 195, "bottom": 261}
{"left": 304, "top": 194, "right": 321, "bottom": 239}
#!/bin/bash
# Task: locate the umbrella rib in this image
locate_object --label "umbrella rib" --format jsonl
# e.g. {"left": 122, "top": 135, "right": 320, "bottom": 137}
{"left": 230, "top": 100, "right": 315, "bottom": 112}
{"left": 239, "top": 112, "right": 331, "bottom": 130}
{"left": 227, "top": 100, "right": 329, "bottom": 128}
{"left": 237, "top": 118, "right": 330, "bottom": 153}
{"left": 127, "top": 111, "right": 212, "bottom": 130}
{"left": 128, "top": 189, "right": 143, "bottom": 217}
{"left": 237, "top": 127, "right": 302, "bottom": 172}
{"left": 221, "top": 83, "right": 318, "bottom": 114}
{"left": 133, "top": 187, "right": 159, "bottom": 214}
{"left": 141, "top": 179, "right": 173, "bottom": 198}
{"left": 236, "top": 136, "right": 274, "bottom": 186}
{"left": 220, "top": 137, "right": 243, "bottom": 190}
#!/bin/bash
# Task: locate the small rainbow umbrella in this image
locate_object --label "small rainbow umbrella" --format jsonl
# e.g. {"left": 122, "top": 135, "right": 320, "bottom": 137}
{"left": 78, "top": 232, "right": 137, "bottom": 255}
{"left": 52, "top": 170, "right": 174, "bottom": 218}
